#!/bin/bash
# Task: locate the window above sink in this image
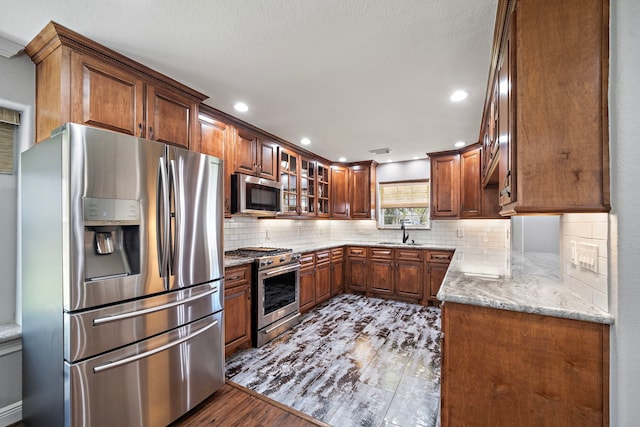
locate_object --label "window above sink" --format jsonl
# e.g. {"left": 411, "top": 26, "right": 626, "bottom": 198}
{"left": 377, "top": 180, "right": 430, "bottom": 230}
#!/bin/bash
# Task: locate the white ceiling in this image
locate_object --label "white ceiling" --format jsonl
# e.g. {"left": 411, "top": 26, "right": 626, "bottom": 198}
{"left": 0, "top": 0, "right": 497, "bottom": 163}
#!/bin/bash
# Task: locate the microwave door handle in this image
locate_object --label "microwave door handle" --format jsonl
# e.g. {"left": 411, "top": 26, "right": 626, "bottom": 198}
{"left": 156, "top": 157, "right": 170, "bottom": 288}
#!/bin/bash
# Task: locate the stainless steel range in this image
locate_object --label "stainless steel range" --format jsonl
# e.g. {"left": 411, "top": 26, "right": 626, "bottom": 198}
{"left": 226, "top": 247, "right": 301, "bottom": 346}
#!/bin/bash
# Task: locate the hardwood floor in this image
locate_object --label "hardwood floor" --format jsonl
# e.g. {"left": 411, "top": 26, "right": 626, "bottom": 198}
{"left": 170, "top": 381, "right": 329, "bottom": 427}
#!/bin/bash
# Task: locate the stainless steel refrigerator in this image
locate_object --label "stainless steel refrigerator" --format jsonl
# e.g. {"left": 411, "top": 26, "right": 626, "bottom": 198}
{"left": 21, "top": 123, "right": 225, "bottom": 427}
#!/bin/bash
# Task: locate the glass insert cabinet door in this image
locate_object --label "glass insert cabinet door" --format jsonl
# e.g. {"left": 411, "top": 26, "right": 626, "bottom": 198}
{"left": 280, "top": 149, "right": 298, "bottom": 214}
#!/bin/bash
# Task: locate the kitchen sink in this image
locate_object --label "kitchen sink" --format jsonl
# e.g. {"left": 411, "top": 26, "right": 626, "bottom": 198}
{"left": 376, "top": 241, "right": 423, "bottom": 246}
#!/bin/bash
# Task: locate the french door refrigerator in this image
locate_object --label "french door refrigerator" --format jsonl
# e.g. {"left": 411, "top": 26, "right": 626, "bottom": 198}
{"left": 21, "top": 123, "right": 225, "bottom": 427}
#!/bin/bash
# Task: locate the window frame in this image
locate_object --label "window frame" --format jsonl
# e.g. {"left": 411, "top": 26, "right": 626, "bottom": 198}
{"left": 377, "top": 179, "right": 431, "bottom": 230}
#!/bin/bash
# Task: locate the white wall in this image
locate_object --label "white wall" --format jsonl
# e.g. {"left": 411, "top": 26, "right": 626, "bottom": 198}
{"left": 0, "top": 51, "right": 35, "bottom": 425}
{"left": 609, "top": 0, "right": 640, "bottom": 424}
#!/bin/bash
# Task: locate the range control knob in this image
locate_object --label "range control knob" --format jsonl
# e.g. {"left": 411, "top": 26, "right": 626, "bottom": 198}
{"left": 267, "top": 260, "right": 274, "bottom": 265}
{"left": 279, "top": 256, "right": 286, "bottom": 262}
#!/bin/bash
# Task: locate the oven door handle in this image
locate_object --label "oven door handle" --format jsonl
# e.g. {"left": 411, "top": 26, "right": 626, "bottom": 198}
{"left": 262, "top": 263, "right": 300, "bottom": 277}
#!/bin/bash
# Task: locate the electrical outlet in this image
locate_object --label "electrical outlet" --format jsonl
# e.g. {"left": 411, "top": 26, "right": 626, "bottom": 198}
{"left": 570, "top": 241, "right": 577, "bottom": 265}
{"left": 457, "top": 229, "right": 464, "bottom": 238}
{"left": 265, "top": 229, "right": 271, "bottom": 240}
{"left": 457, "top": 251, "right": 464, "bottom": 262}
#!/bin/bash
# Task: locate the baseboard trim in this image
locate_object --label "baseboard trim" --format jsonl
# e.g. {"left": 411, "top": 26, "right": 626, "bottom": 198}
{"left": 0, "top": 401, "right": 22, "bottom": 427}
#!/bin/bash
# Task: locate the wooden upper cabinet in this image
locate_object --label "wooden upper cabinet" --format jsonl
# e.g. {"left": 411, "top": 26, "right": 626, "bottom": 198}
{"left": 349, "top": 163, "right": 376, "bottom": 219}
{"left": 146, "top": 85, "right": 196, "bottom": 148}
{"left": 484, "top": 0, "right": 610, "bottom": 215}
{"left": 26, "top": 22, "right": 206, "bottom": 146}
{"left": 330, "top": 165, "right": 349, "bottom": 218}
{"left": 70, "top": 52, "right": 144, "bottom": 137}
{"left": 460, "top": 147, "right": 482, "bottom": 218}
{"left": 430, "top": 154, "right": 460, "bottom": 218}
{"left": 234, "top": 129, "right": 278, "bottom": 180}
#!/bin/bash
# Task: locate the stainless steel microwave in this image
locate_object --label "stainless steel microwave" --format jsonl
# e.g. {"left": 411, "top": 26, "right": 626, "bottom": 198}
{"left": 231, "top": 173, "right": 283, "bottom": 215}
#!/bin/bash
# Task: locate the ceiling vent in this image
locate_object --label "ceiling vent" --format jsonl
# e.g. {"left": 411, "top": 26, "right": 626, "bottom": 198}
{"left": 369, "top": 148, "right": 391, "bottom": 155}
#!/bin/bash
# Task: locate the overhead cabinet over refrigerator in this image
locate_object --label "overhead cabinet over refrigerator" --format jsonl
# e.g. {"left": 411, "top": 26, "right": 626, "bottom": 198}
{"left": 21, "top": 123, "right": 225, "bottom": 427}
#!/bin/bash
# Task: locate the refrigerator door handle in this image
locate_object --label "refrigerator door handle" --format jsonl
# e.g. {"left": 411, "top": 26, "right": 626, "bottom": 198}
{"left": 93, "top": 318, "right": 218, "bottom": 374}
{"left": 156, "top": 156, "right": 170, "bottom": 288}
{"left": 169, "top": 158, "right": 178, "bottom": 277}
{"left": 92, "top": 284, "right": 220, "bottom": 325}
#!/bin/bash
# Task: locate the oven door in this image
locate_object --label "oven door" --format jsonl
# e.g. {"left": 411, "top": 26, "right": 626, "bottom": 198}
{"left": 256, "top": 263, "right": 300, "bottom": 330}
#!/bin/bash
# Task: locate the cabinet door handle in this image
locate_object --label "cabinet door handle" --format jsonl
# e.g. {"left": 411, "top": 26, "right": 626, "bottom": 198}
{"left": 228, "top": 275, "right": 241, "bottom": 281}
{"left": 149, "top": 126, "right": 154, "bottom": 140}
{"left": 138, "top": 123, "right": 143, "bottom": 137}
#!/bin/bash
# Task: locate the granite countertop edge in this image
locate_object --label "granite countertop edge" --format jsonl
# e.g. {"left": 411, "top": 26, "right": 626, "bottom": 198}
{"left": 438, "top": 264, "right": 614, "bottom": 325}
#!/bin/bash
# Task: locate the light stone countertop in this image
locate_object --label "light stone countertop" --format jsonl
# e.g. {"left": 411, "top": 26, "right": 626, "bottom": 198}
{"left": 437, "top": 251, "right": 614, "bottom": 325}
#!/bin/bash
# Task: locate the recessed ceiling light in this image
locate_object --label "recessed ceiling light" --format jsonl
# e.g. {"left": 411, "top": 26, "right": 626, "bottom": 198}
{"left": 454, "top": 141, "right": 466, "bottom": 148}
{"left": 450, "top": 90, "right": 469, "bottom": 102}
{"left": 386, "top": 159, "right": 393, "bottom": 163}
{"left": 300, "top": 138, "right": 311, "bottom": 146}
{"left": 338, "top": 157, "right": 347, "bottom": 162}
{"left": 234, "top": 102, "right": 249, "bottom": 112}
{"left": 413, "top": 156, "right": 420, "bottom": 160}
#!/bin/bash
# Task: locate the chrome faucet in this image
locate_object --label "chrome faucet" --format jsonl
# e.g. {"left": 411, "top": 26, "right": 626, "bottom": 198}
{"left": 401, "top": 222, "right": 409, "bottom": 243}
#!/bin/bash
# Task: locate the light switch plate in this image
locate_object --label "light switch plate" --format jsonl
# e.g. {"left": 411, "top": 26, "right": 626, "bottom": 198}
{"left": 578, "top": 242, "right": 598, "bottom": 273}
{"left": 570, "top": 241, "right": 577, "bottom": 265}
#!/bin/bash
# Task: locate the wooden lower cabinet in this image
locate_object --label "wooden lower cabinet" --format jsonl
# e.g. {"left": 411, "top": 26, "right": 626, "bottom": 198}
{"left": 441, "top": 302, "right": 609, "bottom": 427}
{"left": 346, "top": 247, "right": 367, "bottom": 293}
{"left": 315, "top": 250, "right": 332, "bottom": 305}
{"left": 331, "top": 247, "right": 345, "bottom": 296}
{"left": 299, "top": 253, "right": 316, "bottom": 313}
{"left": 224, "top": 264, "right": 252, "bottom": 357}
{"left": 395, "top": 260, "right": 423, "bottom": 301}
{"left": 427, "top": 250, "right": 454, "bottom": 303}
{"left": 368, "top": 258, "right": 394, "bottom": 296}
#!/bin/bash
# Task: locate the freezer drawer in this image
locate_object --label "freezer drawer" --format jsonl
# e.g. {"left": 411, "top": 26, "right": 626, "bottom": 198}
{"left": 65, "top": 312, "right": 224, "bottom": 427}
{"left": 64, "top": 281, "right": 223, "bottom": 362}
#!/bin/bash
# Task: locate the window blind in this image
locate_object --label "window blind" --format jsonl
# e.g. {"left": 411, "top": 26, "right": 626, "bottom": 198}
{"left": 0, "top": 107, "right": 20, "bottom": 174}
{"left": 379, "top": 180, "right": 429, "bottom": 208}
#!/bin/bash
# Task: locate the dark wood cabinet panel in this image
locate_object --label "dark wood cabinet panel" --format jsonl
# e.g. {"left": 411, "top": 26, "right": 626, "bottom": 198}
{"left": 331, "top": 261, "right": 344, "bottom": 296}
{"left": 224, "top": 265, "right": 252, "bottom": 357}
{"left": 368, "top": 259, "right": 394, "bottom": 295}
{"left": 146, "top": 84, "right": 195, "bottom": 148}
{"left": 27, "top": 23, "right": 205, "bottom": 146}
{"left": 483, "top": 0, "right": 610, "bottom": 215}
{"left": 258, "top": 140, "right": 278, "bottom": 180}
{"left": 431, "top": 154, "right": 460, "bottom": 218}
{"left": 441, "top": 302, "right": 609, "bottom": 426}
{"left": 299, "top": 266, "right": 315, "bottom": 313}
{"left": 315, "top": 260, "right": 331, "bottom": 305}
{"left": 460, "top": 148, "right": 482, "bottom": 218}
{"left": 198, "top": 112, "right": 231, "bottom": 214}
{"left": 427, "top": 263, "right": 448, "bottom": 301}
{"left": 70, "top": 52, "right": 144, "bottom": 138}
{"left": 234, "top": 130, "right": 258, "bottom": 175}
{"left": 330, "top": 166, "right": 349, "bottom": 218}
{"left": 349, "top": 165, "right": 371, "bottom": 219}
{"left": 347, "top": 257, "right": 367, "bottom": 293}
{"left": 395, "top": 261, "right": 423, "bottom": 300}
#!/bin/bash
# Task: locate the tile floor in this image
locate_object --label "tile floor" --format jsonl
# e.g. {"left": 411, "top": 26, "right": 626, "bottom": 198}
{"left": 226, "top": 294, "right": 442, "bottom": 427}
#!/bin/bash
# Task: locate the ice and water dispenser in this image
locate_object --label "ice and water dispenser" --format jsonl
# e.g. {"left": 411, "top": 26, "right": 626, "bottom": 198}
{"left": 83, "top": 198, "right": 141, "bottom": 281}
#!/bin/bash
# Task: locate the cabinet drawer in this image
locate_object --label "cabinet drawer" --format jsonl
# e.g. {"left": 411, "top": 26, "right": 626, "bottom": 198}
{"left": 369, "top": 247, "right": 394, "bottom": 259}
{"left": 427, "top": 251, "right": 454, "bottom": 263}
{"left": 331, "top": 247, "right": 344, "bottom": 260}
{"left": 300, "top": 253, "right": 316, "bottom": 268}
{"left": 225, "top": 265, "right": 251, "bottom": 289}
{"left": 315, "top": 250, "right": 331, "bottom": 264}
{"left": 396, "top": 249, "right": 424, "bottom": 262}
{"left": 347, "top": 247, "right": 367, "bottom": 258}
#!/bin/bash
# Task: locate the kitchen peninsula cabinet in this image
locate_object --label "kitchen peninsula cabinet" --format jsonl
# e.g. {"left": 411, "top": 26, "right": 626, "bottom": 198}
{"left": 26, "top": 22, "right": 205, "bottom": 147}
{"left": 224, "top": 264, "right": 252, "bottom": 357}
{"left": 441, "top": 302, "right": 609, "bottom": 426}
{"left": 480, "top": 0, "right": 610, "bottom": 215}
{"left": 234, "top": 128, "right": 278, "bottom": 181}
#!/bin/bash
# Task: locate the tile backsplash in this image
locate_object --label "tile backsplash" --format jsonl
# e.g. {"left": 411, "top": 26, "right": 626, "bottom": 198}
{"left": 561, "top": 213, "right": 609, "bottom": 311}
{"left": 224, "top": 217, "right": 510, "bottom": 275}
